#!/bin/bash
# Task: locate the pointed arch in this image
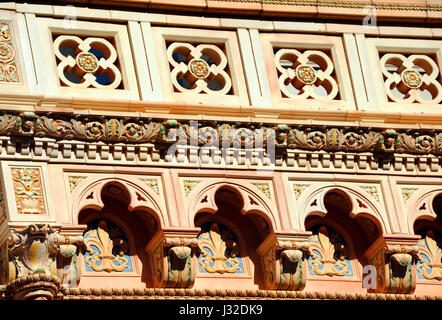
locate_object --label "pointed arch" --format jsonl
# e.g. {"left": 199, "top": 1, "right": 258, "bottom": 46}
{"left": 185, "top": 180, "right": 280, "bottom": 232}
{"left": 71, "top": 176, "right": 167, "bottom": 228}
{"left": 297, "top": 184, "right": 389, "bottom": 234}
{"left": 408, "top": 188, "right": 442, "bottom": 234}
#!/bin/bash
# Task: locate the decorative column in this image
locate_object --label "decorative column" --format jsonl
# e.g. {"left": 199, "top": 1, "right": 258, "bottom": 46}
{"left": 257, "top": 231, "right": 311, "bottom": 291}
{"left": 0, "top": 224, "right": 84, "bottom": 300}
{"left": 146, "top": 228, "right": 199, "bottom": 289}
{"left": 365, "top": 234, "right": 420, "bottom": 294}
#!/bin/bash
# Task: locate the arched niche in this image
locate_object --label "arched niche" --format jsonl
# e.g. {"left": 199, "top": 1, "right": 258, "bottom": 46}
{"left": 304, "top": 189, "right": 383, "bottom": 284}
{"left": 71, "top": 176, "right": 167, "bottom": 228}
{"left": 298, "top": 185, "right": 388, "bottom": 234}
{"left": 193, "top": 187, "right": 274, "bottom": 290}
{"left": 76, "top": 181, "right": 163, "bottom": 289}
{"left": 408, "top": 189, "right": 442, "bottom": 235}
{"left": 186, "top": 180, "right": 279, "bottom": 232}
{"left": 413, "top": 193, "right": 442, "bottom": 283}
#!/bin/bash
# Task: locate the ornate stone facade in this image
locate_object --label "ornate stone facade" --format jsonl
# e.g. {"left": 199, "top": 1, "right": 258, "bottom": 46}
{"left": 0, "top": 0, "right": 441, "bottom": 301}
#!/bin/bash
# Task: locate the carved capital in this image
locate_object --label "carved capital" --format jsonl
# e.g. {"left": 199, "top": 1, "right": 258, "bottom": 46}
{"left": 1, "top": 224, "right": 84, "bottom": 299}
{"left": 257, "top": 232, "right": 311, "bottom": 291}
{"left": 145, "top": 228, "right": 200, "bottom": 289}
{"left": 365, "top": 234, "right": 420, "bottom": 294}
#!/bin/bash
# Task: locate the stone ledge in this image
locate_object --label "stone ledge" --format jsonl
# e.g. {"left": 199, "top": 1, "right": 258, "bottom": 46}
{"left": 62, "top": 287, "right": 441, "bottom": 300}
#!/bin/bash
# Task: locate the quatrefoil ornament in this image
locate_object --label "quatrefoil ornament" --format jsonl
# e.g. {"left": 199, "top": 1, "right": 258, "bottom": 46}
{"left": 274, "top": 49, "right": 339, "bottom": 100}
{"left": 167, "top": 42, "right": 232, "bottom": 95}
{"left": 380, "top": 53, "right": 442, "bottom": 104}
{"left": 53, "top": 35, "right": 122, "bottom": 89}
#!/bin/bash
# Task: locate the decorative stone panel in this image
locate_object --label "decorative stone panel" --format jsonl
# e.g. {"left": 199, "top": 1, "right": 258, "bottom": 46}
{"left": 260, "top": 33, "right": 355, "bottom": 111}
{"left": 0, "top": 10, "right": 31, "bottom": 95}
{"left": 33, "top": 17, "right": 139, "bottom": 101}
{"left": 364, "top": 37, "right": 442, "bottom": 113}
{"left": 151, "top": 26, "right": 249, "bottom": 107}
{"left": 0, "top": 161, "right": 55, "bottom": 224}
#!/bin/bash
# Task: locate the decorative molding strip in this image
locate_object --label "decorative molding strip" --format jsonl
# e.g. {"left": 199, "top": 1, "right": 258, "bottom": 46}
{"left": 0, "top": 113, "right": 441, "bottom": 156}
{"left": 62, "top": 287, "right": 441, "bottom": 300}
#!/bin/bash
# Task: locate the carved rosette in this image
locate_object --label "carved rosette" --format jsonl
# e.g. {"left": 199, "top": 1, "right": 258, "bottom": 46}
{"left": 274, "top": 48, "right": 338, "bottom": 100}
{"left": 257, "top": 233, "right": 311, "bottom": 291}
{"left": 167, "top": 42, "right": 232, "bottom": 95}
{"left": 53, "top": 35, "right": 121, "bottom": 89}
{"left": 2, "top": 224, "right": 84, "bottom": 300}
{"left": 0, "top": 23, "right": 19, "bottom": 83}
{"left": 380, "top": 53, "right": 442, "bottom": 104}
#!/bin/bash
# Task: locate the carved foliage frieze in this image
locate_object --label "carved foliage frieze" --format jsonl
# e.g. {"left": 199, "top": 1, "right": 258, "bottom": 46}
{"left": 0, "top": 113, "right": 441, "bottom": 157}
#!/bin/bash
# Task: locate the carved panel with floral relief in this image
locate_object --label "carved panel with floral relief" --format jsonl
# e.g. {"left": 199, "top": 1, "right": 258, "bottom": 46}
{"left": 11, "top": 168, "right": 47, "bottom": 215}
{"left": 0, "top": 22, "right": 19, "bottom": 83}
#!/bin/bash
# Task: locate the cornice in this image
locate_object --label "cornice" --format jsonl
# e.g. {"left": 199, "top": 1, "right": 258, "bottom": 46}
{"left": 1, "top": 112, "right": 441, "bottom": 157}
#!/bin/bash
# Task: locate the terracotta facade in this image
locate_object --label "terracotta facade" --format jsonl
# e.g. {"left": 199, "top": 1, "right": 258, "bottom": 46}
{"left": 0, "top": 0, "right": 441, "bottom": 300}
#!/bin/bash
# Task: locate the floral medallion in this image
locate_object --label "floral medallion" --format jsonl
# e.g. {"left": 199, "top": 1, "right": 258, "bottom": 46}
{"left": 76, "top": 52, "right": 99, "bottom": 73}
{"left": 296, "top": 64, "right": 316, "bottom": 85}
{"left": 401, "top": 69, "right": 422, "bottom": 89}
{"left": 188, "top": 58, "right": 210, "bottom": 79}
{"left": 0, "top": 43, "right": 14, "bottom": 64}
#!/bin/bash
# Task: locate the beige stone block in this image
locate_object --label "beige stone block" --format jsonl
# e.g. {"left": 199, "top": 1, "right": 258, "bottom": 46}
{"left": 150, "top": 0, "right": 206, "bottom": 9}
{"left": 151, "top": 26, "right": 250, "bottom": 108}
{"left": 220, "top": 18, "right": 273, "bottom": 30}
{"left": 378, "top": 26, "right": 432, "bottom": 37}
{"left": 273, "top": 21, "right": 326, "bottom": 33}
{"left": 431, "top": 28, "right": 442, "bottom": 37}
{"left": 0, "top": 2, "right": 16, "bottom": 10}
{"left": 35, "top": 17, "right": 140, "bottom": 101}
{"left": 262, "top": 3, "right": 317, "bottom": 16}
{"left": 207, "top": 0, "right": 262, "bottom": 12}
{"left": 317, "top": 5, "right": 368, "bottom": 19}
{"left": 166, "top": 14, "right": 220, "bottom": 28}
{"left": 373, "top": 0, "right": 426, "bottom": 5}
{"left": 260, "top": 32, "right": 356, "bottom": 113}
{"left": 53, "top": 5, "right": 111, "bottom": 20}
{"left": 16, "top": 3, "right": 53, "bottom": 15}
{"left": 110, "top": 10, "right": 150, "bottom": 21}
{"left": 325, "top": 23, "right": 379, "bottom": 35}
